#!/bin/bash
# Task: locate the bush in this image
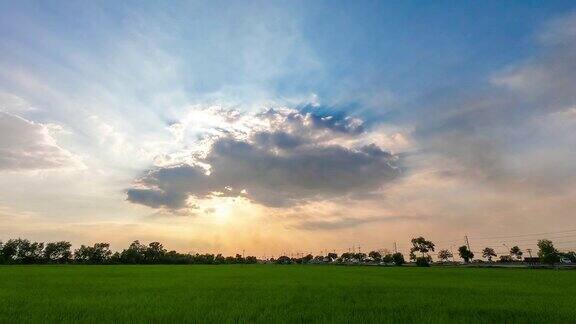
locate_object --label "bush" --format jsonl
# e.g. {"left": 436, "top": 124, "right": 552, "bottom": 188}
{"left": 392, "top": 252, "right": 405, "bottom": 266}
{"left": 415, "top": 257, "right": 430, "bottom": 267}
{"left": 276, "top": 256, "right": 292, "bottom": 264}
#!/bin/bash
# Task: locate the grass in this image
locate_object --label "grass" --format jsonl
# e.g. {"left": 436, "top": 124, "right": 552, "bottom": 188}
{"left": 0, "top": 265, "right": 574, "bottom": 323}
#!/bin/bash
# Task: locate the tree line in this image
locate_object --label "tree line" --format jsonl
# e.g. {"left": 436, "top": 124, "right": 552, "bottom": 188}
{"left": 279, "top": 237, "right": 574, "bottom": 266}
{"left": 0, "top": 237, "right": 574, "bottom": 266}
{"left": 0, "top": 239, "right": 257, "bottom": 265}
{"left": 273, "top": 251, "right": 406, "bottom": 266}
{"left": 405, "top": 236, "right": 575, "bottom": 266}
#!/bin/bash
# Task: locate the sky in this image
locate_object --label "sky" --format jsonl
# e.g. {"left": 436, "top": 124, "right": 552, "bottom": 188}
{"left": 1, "top": 1, "right": 576, "bottom": 257}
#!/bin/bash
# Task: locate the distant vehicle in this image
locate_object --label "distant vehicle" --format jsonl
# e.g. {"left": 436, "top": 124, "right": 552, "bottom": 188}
{"left": 559, "top": 258, "right": 572, "bottom": 264}
{"left": 378, "top": 262, "right": 394, "bottom": 266}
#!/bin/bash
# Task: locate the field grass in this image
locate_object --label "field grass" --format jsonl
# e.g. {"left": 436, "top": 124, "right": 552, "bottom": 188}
{"left": 0, "top": 265, "right": 574, "bottom": 323}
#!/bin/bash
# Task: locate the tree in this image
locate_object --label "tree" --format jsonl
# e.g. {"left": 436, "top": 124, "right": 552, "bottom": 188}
{"left": 354, "top": 252, "right": 367, "bottom": 262}
{"left": 109, "top": 252, "right": 121, "bottom": 264}
{"left": 482, "top": 247, "right": 497, "bottom": 262}
{"left": 368, "top": 251, "right": 382, "bottom": 262}
{"left": 509, "top": 246, "right": 523, "bottom": 261}
{"left": 276, "top": 255, "right": 291, "bottom": 264}
{"left": 303, "top": 254, "right": 314, "bottom": 263}
{"left": 410, "top": 237, "right": 435, "bottom": 266}
{"left": 0, "top": 239, "right": 18, "bottom": 263}
{"left": 214, "top": 254, "right": 225, "bottom": 264}
{"left": 145, "top": 242, "right": 166, "bottom": 263}
{"left": 43, "top": 241, "right": 72, "bottom": 263}
{"left": 537, "top": 239, "right": 559, "bottom": 264}
{"left": 458, "top": 245, "right": 474, "bottom": 263}
{"left": 327, "top": 252, "right": 338, "bottom": 261}
{"left": 93, "top": 243, "right": 112, "bottom": 263}
{"left": 392, "top": 252, "right": 405, "bottom": 266}
{"left": 437, "top": 249, "right": 453, "bottom": 262}
{"left": 120, "top": 240, "right": 147, "bottom": 264}
{"left": 339, "top": 252, "right": 353, "bottom": 263}
{"left": 235, "top": 254, "right": 245, "bottom": 264}
{"left": 6, "top": 239, "right": 44, "bottom": 264}
{"left": 74, "top": 243, "right": 112, "bottom": 264}
{"left": 382, "top": 253, "right": 393, "bottom": 263}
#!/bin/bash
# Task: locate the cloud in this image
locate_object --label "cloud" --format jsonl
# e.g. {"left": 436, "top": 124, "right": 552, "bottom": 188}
{"left": 0, "top": 112, "right": 80, "bottom": 171}
{"left": 127, "top": 108, "right": 400, "bottom": 210}
{"left": 407, "top": 12, "right": 576, "bottom": 192}
{"left": 293, "top": 215, "right": 420, "bottom": 231}
{"left": 0, "top": 92, "right": 35, "bottom": 113}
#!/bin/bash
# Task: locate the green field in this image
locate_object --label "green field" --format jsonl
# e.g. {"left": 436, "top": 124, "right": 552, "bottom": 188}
{"left": 0, "top": 265, "right": 574, "bottom": 323}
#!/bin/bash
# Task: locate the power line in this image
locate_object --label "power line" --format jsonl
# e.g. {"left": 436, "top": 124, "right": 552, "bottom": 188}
{"left": 470, "top": 229, "right": 576, "bottom": 240}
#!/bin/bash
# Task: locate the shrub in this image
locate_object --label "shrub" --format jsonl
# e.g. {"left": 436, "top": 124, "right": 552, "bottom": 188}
{"left": 392, "top": 252, "right": 405, "bottom": 266}
{"left": 415, "top": 256, "right": 430, "bottom": 267}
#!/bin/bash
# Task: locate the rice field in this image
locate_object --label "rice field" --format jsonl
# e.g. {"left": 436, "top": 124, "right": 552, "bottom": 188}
{"left": 0, "top": 265, "right": 574, "bottom": 323}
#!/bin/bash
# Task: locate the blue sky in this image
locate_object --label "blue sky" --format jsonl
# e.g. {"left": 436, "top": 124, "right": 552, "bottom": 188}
{"left": 1, "top": 1, "right": 576, "bottom": 255}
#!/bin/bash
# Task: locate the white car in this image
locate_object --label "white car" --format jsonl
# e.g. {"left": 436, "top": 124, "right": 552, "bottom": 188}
{"left": 559, "top": 257, "right": 572, "bottom": 264}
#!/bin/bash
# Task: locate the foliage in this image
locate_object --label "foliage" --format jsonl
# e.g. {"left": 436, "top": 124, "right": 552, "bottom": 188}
{"left": 338, "top": 252, "right": 353, "bottom": 263}
{"left": 303, "top": 254, "right": 314, "bottom": 263}
{"left": 458, "top": 246, "right": 474, "bottom": 263}
{"left": 43, "top": 241, "right": 72, "bottom": 263}
{"left": 0, "top": 239, "right": 18, "bottom": 263}
{"left": 392, "top": 252, "right": 405, "bottom": 266}
{"left": 0, "top": 237, "right": 261, "bottom": 265}
{"left": 409, "top": 237, "right": 435, "bottom": 262}
{"left": 537, "top": 239, "right": 560, "bottom": 264}
{"left": 509, "top": 246, "right": 523, "bottom": 260}
{"left": 0, "top": 239, "right": 45, "bottom": 264}
{"left": 499, "top": 255, "right": 513, "bottom": 263}
{"left": 437, "top": 249, "right": 453, "bottom": 262}
{"left": 482, "top": 247, "right": 497, "bottom": 262}
{"left": 276, "top": 256, "right": 292, "bottom": 264}
{"left": 382, "top": 253, "right": 393, "bottom": 263}
{"left": 368, "top": 251, "right": 382, "bottom": 262}
{"left": 354, "top": 252, "right": 366, "bottom": 261}
{"left": 409, "top": 237, "right": 434, "bottom": 266}
{"left": 415, "top": 256, "right": 431, "bottom": 267}
{"left": 74, "top": 243, "right": 112, "bottom": 264}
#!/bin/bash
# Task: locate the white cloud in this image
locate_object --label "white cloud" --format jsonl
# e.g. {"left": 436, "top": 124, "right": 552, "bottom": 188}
{"left": 0, "top": 92, "right": 35, "bottom": 113}
{"left": 0, "top": 112, "right": 82, "bottom": 171}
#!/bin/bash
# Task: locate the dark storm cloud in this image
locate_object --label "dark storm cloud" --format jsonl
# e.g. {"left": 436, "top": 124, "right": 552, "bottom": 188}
{"left": 126, "top": 110, "right": 399, "bottom": 210}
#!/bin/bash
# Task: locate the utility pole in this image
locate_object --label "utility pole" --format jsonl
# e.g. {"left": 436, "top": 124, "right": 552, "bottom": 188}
{"left": 394, "top": 242, "right": 398, "bottom": 254}
{"left": 465, "top": 235, "right": 471, "bottom": 252}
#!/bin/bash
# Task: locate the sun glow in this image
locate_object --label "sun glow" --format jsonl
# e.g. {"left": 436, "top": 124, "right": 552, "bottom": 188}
{"left": 213, "top": 205, "right": 232, "bottom": 224}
